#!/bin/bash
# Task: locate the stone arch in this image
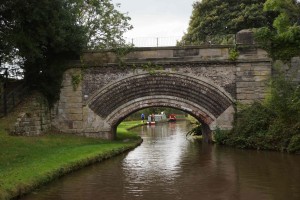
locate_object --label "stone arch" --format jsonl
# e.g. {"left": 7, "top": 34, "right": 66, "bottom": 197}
{"left": 86, "top": 72, "right": 234, "bottom": 139}
{"left": 106, "top": 96, "right": 215, "bottom": 126}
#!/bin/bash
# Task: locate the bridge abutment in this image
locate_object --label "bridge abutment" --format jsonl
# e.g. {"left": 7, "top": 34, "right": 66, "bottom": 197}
{"left": 202, "top": 123, "right": 213, "bottom": 143}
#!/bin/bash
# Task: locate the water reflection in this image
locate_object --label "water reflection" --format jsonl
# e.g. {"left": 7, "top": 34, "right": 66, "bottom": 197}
{"left": 122, "top": 123, "right": 188, "bottom": 198}
{"left": 20, "top": 121, "right": 300, "bottom": 200}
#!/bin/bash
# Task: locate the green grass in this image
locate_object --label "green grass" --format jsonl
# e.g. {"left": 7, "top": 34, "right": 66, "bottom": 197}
{"left": 0, "top": 119, "right": 142, "bottom": 200}
{"left": 118, "top": 120, "right": 145, "bottom": 130}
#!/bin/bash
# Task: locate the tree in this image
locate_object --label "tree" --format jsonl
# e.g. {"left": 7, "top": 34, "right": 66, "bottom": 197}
{"left": 180, "top": 0, "right": 272, "bottom": 45}
{"left": 0, "top": 1, "right": 16, "bottom": 65}
{"left": 0, "top": 0, "right": 132, "bottom": 104}
{"left": 74, "top": 0, "right": 132, "bottom": 49}
{"left": 255, "top": 0, "right": 300, "bottom": 61}
{"left": 3, "top": 0, "right": 89, "bottom": 104}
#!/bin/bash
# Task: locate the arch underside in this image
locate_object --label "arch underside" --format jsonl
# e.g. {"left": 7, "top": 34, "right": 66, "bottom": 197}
{"left": 106, "top": 96, "right": 215, "bottom": 126}
{"left": 88, "top": 73, "right": 233, "bottom": 126}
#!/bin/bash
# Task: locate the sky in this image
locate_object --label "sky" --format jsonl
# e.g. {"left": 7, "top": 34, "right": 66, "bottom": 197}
{"left": 111, "top": 0, "right": 196, "bottom": 42}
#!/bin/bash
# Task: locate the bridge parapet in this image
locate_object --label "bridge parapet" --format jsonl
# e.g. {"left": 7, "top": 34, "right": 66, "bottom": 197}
{"left": 79, "top": 45, "right": 269, "bottom": 66}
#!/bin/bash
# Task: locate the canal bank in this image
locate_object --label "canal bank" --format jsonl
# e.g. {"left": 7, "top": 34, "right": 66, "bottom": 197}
{"left": 0, "top": 120, "right": 143, "bottom": 200}
{"left": 19, "top": 121, "right": 300, "bottom": 200}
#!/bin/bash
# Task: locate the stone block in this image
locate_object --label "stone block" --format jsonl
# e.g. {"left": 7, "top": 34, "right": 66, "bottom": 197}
{"left": 237, "top": 88, "right": 255, "bottom": 94}
{"left": 66, "top": 108, "right": 83, "bottom": 114}
{"left": 239, "top": 99, "right": 255, "bottom": 105}
{"left": 256, "top": 49, "right": 269, "bottom": 58}
{"left": 221, "top": 48, "right": 229, "bottom": 57}
{"left": 236, "top": 63, "right": 252, "bottom": 68}
{"left": 84, "top": 128, "right": 97, "bottom": 133}
{"left": 246, "top": 93, "right": 260, "bottom": 99}
{"left": 236, "top": 70, "right": 257, "bottom": 77}
{"left": 253, "top": 70, "right": 271, "bottom": 76}
{"left": 156, "top": 50, "right": 173, "bottom": 58}
{"left": 67, "top": 114, "right": 83, "bottom": 121}
{"left": 66, "top": 97, "right": 83, "bottom": 103}
{"left": 42, "top": 125, "right": 49, "bottom": 131}
{"left": 237, "top": 76, "right": 255, "bottom": 82}
{"left": 236, "top": 29, "right": 254, "bottom": 45}
{"left": 237, "top": 93, "right": 247, "bottom": 100}
{"left": 254, "top": 76, "right": 269, "bottom": 82}
{"left": 253, "top": 65, "right": 271, "bottom": 71}
{"left": 62, "top": 103, "right": 83, "bottom": 109}
{"left": 138, "top": 50, "right": 159, "bottom": 58}
{"left": 73, "top": 121, "right": 83, "bottom": 129}
{"left": 211, "top": 105, "right": 234, "bottom": 130}
{"left": 60, "top": 90, "right": 82, "bottom": 97}
{"left": 58, "top": 122, "right": 69, "bottom": 130}
{"left": 199, "top": 49, "right": 222, "bottom": 57}
{"left": 174, "top": 49, "right": 199, "bottom": 57}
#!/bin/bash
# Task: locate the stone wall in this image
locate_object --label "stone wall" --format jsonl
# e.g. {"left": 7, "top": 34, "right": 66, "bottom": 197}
{"left": 10, "top": 92, "right": 51, "bottom": 136}
{"left": 236, "top": 61, "right": 272, "bottom": 104}
{"left": 82, "top": 64, "right": 236, "bottom": 100}
{"left": 51, "top": 68, "right": 84, "bottom": 134}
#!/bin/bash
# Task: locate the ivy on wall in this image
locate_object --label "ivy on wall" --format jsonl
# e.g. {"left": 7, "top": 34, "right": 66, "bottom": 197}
{"left": 71, "top": 73, "right": 82, "bottom": 91}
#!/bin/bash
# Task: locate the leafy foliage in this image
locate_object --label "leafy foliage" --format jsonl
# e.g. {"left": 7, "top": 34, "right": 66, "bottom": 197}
{"left": 71, "top": 74, "right": 83, "bottom": 91}
{"left": 255, "top": 0, "right": 300, "bottom": 61}
{"left": 181, "top": 0, "right": 272, "bottom": 45}
{"left": 186, "top": 122, "right": 202, "bottom": 136}
{"left": 229, "top": 48, "right": 239, "bottom": 61}
{"left": 0, "top": 0, "right": 132, "bottom": 105}
{"left": 214, "top": 128, "right": 230, "bottom": 145}
{"left": 74, "top": 0, "right": 132, "bottom": 49}
{"left": 287, "top": 134, "right": 300, "bottom": 153}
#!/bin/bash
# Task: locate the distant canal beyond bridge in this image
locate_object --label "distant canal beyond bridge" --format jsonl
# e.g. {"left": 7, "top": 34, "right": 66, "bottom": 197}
{"left": 21, "top": 121, "right": 300, "bottom": 200}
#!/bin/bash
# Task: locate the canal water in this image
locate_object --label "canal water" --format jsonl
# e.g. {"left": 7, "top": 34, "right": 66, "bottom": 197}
{"left": 21, "top": 121, "right": 300, "bottom": 200}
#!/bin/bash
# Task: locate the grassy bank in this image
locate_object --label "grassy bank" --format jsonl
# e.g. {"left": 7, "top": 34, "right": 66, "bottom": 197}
{"left": 118, "top": 120, "right": 146, "bottom": 130}
{"left": 0, "top": 120, "right": 143, "bottom": 200}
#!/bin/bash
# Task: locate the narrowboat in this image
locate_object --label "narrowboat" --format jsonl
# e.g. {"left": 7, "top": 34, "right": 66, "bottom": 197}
{"left": 168, "top": 114, "right": 176, "bottom": 122}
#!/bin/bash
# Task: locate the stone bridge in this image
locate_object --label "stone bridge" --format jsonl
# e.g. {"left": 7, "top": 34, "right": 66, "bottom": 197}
{"left": 51, "top": 43, "right": 271, "bottom": 141}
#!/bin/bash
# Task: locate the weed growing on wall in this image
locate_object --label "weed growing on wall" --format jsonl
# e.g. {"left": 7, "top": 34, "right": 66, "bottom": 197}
{"left": 141, "top": 62, "right": 164, "bottom": 75}
{"left": 114, "top": 44, "right": 134, "bottom": 68}
{"left": 229, "top": 48, "right": 239, "bottom": 61}
{"left": 71, "top": 74, "right": 82, "bottom": 91}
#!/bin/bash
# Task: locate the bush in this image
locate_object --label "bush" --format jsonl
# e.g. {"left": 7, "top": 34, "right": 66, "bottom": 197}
{"left": 224, "top": 74, "right": 300, "bottom": 153}
{"left": 233, "top": 102, "right": 274, "bottom": 138}
{"left": 287, "top": 134, "right": 300, "bottom": 153}
{"left": 213, "top": 128, "right": 230, "bottom": 144}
